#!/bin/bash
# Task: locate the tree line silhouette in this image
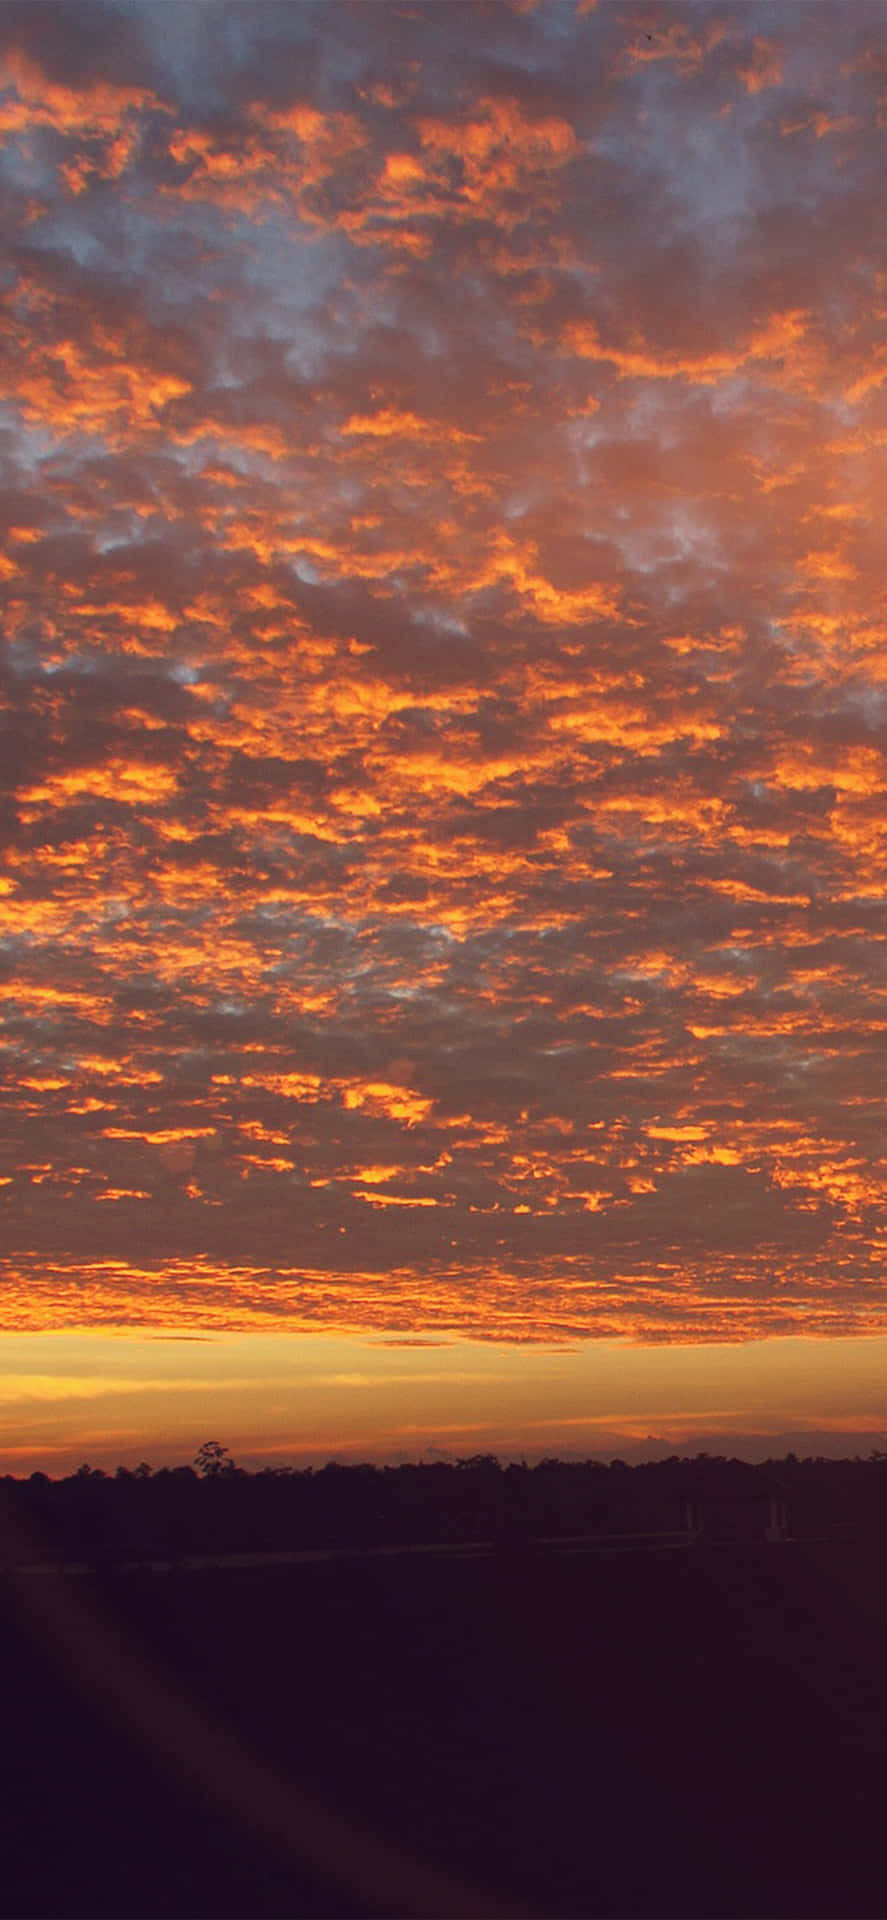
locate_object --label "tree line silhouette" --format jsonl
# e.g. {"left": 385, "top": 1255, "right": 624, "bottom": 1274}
{"left": 4, "top": 1447, "right": 887, "bottom": 1569}
{"left": 5, "top": 1449, "right": 887, "bottom": 1917}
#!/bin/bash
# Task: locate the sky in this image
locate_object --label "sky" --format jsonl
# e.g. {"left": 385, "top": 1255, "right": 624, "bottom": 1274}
{"left": 3, "top": 0, "right": 887, "bottom": 1472}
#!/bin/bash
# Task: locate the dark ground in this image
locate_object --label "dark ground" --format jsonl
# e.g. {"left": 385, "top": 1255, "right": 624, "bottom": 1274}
{"left": 3, "top": 1537, "right": 887, "bottom": 1919}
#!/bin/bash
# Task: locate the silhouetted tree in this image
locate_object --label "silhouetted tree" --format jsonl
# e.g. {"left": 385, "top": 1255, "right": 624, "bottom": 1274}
{"left": 194, "top": 1440, "right": 233, "bottom": 1477}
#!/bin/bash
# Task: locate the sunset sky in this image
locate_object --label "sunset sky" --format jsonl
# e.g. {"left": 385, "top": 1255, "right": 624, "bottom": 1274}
{"left": 3, "top": 0, "right": 887, "bottom": 1472}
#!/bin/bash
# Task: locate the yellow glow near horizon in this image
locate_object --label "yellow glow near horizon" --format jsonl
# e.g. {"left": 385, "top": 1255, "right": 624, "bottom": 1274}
{"left": 2, "top": 1328, "right": 887, "bottom": 1476}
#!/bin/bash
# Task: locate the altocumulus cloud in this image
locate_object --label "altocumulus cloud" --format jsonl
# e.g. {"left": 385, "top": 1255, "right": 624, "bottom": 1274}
{"left": 3, "top": 0, "right": 887, "bottom": 1344}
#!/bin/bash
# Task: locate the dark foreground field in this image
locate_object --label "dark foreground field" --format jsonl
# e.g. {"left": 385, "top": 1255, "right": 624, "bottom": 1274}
{"left": 3, "top": 1537, "right": 887, "bottom": 1919}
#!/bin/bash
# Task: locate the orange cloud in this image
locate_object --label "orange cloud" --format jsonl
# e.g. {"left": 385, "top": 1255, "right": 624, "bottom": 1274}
{"left": 4, "top": 1, "right": 887, "bottom": 1391}
{"left": 739, "top": 38, "right": 783, "bottom": 95}
{"left": 563, "top": 308, "right": 811, "bottom": 387}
